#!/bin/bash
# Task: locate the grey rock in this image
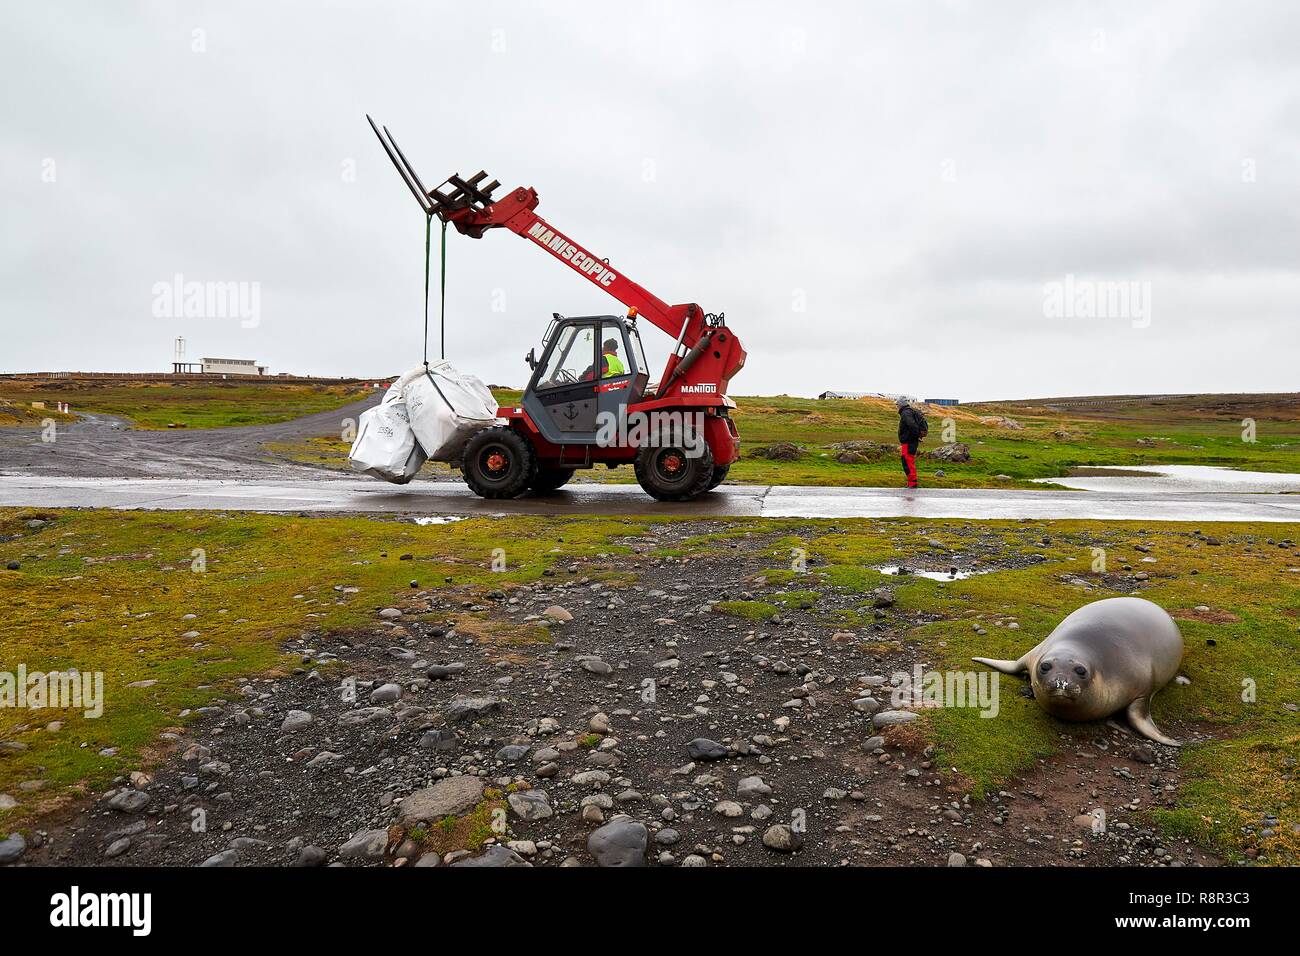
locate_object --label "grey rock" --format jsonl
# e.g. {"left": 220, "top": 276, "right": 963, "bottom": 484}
{"left": 451, "top": 845, "right": 531, "bottom": 867}
{"left": 293, "top": 845, "right": 328, "bottom": 867}
{"left": 507, "top": 789, "right": 553, "bottom": 821}
{"left": 495, "top": 744, "right": 531, "bottom": 763}
{"left": 338, "top": 829, "right": 389, "bottom": 860}
{"left": 762, "top": 824, "right": 803, "bottom": 853}
{"left": 0, "top": 833, "right": 27, "bottom": 865}
{"left": 369, "top": 683, "right": 402, "bottom": 704}
{"left": 686, "top": 738, "right": 728, "bottom": 761}
{"left": 397, "top": 776, "right": 484, "bottom": 825}
{"left": 280, "top": 710, "right": 313, "bottom": 733}
{"left": 426, "top": 663, "right": 467, "bottom": 680}
{"left": 199, "top": 849, "right": 239, "bottom": 867}
{"left": 337, "top": 706, "right": 392, "bottom": 727}
{"left": 445, "top": 697, "right": 502, "bottom": 722}
{"left": 419, "top": 728, "right": 458, "bottom": 752}
{"left": 871, "top": 710, "right": 920, "bottom": 728}
{"left": 587, "top": 818, "right": 648, "bottom": 867}
{"left": 107, "top": 790, "right": 152, "bottom": 813}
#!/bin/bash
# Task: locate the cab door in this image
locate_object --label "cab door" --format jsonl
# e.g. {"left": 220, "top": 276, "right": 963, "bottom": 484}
{"left": 525, "top": 321, "right": 599, "bottom": 441}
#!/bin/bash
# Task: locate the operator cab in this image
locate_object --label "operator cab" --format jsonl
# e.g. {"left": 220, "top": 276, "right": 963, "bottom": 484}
{"left": 522, "top": 314, "right": 649, "bottom": 445}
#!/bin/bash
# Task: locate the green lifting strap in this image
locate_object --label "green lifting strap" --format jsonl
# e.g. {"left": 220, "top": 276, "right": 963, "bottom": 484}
{"left": 422, "top": 214, "right": 450, "bottom": 368}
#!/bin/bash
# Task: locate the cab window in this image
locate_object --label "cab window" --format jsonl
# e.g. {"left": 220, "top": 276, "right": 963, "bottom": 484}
{"left": 536, "top": 324, "right": 597, "bottom": 389}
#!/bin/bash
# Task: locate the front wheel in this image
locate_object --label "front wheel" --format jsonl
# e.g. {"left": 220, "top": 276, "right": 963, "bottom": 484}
{"left": 706, "top": 464, "right": 730, "bottom": 490}
{"left": 462, "top": 427, "right": 536, "bottom": 499}
{"left": 634, "top": 443, "right": 715, "bottom": 501}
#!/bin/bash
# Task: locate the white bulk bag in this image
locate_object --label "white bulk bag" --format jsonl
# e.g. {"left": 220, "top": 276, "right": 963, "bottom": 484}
{"left": 403, "top": 361, "right": 502, "bottom": 461}
{"left": 348, "top": 380, "right": 428, "bottom": 483}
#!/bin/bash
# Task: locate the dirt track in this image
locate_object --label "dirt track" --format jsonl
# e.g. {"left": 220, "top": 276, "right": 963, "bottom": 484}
{"left": 0, "top": 395, "right": 381, "bottom": 480}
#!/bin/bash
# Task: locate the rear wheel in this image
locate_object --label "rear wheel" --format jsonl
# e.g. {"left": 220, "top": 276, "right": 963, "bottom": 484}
{"left": 528, "top": 467, "right": 577, "bottom": 494}
{"left": 707, "top": 464, "right": 730, "bottom": 490}
{"left": 634, "top": 443, "right": 715, "bottom": 501}
{"left": 462, "top": 427, "right": 536, "bottom": 499}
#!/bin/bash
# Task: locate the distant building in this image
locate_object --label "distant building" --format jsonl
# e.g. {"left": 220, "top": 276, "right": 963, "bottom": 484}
{"left": 202, "top": 357, "right": 267, "bottom": 376}
{"left": 924, "top": 398, "right": 960, "bottom": 406}
{"left": 819, "top": 390, "right": 929, "bottom": 405}
{"left": 818, "top": 390, "right": 872, "bottom": 400}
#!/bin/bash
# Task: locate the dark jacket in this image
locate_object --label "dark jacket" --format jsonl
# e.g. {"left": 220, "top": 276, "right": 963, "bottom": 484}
{"left": 898, "top": 406, "right": 928, "bottom": 445}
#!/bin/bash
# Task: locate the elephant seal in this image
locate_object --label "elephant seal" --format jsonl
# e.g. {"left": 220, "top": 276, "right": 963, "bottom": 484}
{"left": 972, "top": 597, "right": 1184, "bottom": 746}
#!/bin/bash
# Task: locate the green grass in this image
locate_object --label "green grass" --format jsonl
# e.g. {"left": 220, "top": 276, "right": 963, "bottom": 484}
{"left": 0, "top": 381, "right": 371, "bottom": 429}
{"left": 721, "top": 393, "right": 1300, "bottom": 488}
{"left": 780, "top": 518, "right": 1300, "bottom": 863}
{"left": 128, "top": 384, "right": 1300, "bottom": 489}
{"left": 0, "top": 507, "right": 643, "bottom": 826}
{"left": 3, "top": 508, "right": 1296, "bottom": 865}
{"left": 712, "top": 599, "right": 781, "bottom": 622}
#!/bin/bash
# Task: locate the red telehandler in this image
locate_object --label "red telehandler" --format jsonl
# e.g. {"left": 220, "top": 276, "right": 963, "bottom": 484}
{"left": 368, "top": 117, "right": 746, "bottom": 501}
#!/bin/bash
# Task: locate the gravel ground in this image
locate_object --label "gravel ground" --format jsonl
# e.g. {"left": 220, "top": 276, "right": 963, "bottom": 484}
{"left": 17, "top": 522, "right": 1218, "bottom": 868}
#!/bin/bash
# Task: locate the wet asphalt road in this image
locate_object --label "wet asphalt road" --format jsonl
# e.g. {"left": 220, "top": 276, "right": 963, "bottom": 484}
{"left": 1, "top": 474, "right": 1298, "bottom": 522}
{"left": 1, "top": 402, "right": 1298, "bottom": 522}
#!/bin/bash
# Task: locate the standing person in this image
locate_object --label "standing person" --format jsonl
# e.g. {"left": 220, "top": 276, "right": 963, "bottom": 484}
{"left": 896, "top": 397, "right": 928, "bottom": 488}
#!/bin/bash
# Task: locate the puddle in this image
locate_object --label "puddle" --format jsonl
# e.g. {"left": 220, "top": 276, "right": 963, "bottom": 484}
{"left": 1035, "top": 465, "right": 1300, "bottom": 494}
{"left": 412, "top": 515, "right": 469, "bottom": 525}
{"left": 876, "top": 565, "right": 993, "bottom": 581}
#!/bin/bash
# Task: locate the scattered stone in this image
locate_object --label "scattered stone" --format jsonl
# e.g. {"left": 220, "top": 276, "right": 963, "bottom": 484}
{"left": 107, "top": 790, "right": 151, "bottom": 813}
{"left": 587, "top": 818, "right": 648, "bottom": 867}
{"left": 871, "top": 710, "right": 919, "bottom": 728}
{"left": 0, "top": 833, "right": 27, "bottom": 865}
{"left": 508, "top": 789, "right": 554, "bottom": 821}
{"left": 445, "top": 697, "right": 502, "bottom": 722}
{"left": 279, "top": 710, "right": 313, "bottom": 733}
{"left": 338, "top": 829, "right": 389, "bottom": 860}
{"left": 686, "top": 738, "right": 728, "bottom": 761}
{"left": 762, "top": 824, "right": 803, "bottom": 853}
{"left": 451, "top": 845, "right": 531, "bottom": 867}
{"left": 426, "top": 663, "right": 467, "bottom": 680}
{"left": 397, "top": 776, "right": 485, "bottom": 825}
{"left": 293, "top": 845, "right": 328, "bottom": 867}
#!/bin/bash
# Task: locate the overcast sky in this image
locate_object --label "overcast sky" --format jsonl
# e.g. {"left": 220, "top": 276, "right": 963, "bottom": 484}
{"left": 3, "top": 1, "right": 1298, "bottom": 400}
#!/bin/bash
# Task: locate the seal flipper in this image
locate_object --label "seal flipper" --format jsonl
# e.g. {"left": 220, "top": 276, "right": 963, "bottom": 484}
{"left": 971, "top": 656, "right": 1027, "bottom": 675}
{"left": 1126, "top": 697, "right": 1181, "bottom": 747}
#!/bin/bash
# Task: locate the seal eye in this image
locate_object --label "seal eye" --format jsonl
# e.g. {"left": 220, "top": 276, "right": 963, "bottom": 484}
{"left": 1074, "top": 665, "right": 1087, "bottom": 677}
{"left": 1039, "top": 662, "right": 1053, "bottom": 673}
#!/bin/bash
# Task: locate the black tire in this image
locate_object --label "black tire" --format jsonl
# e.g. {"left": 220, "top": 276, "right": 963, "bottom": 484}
{"left": 462, "top": 427, "right": 536, "bottom": 499}
{"left": 706, "top": 464, "right": 730, "bottom": 490}
{"left": 634, "top": 443, "right": 715, "bottom": 502}
{"left": 529, "top": 467, "right": 577, "bottom": 494}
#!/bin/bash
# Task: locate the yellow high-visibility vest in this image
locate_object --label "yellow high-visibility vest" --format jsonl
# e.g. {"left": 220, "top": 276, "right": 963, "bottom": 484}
{"left": 603, "top": 353, "right": 626, "bottom": 377}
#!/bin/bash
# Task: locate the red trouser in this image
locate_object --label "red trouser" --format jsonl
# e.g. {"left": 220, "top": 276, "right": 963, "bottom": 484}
{"left": 899, "top": 442, "right": 918, "bottom": 488}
